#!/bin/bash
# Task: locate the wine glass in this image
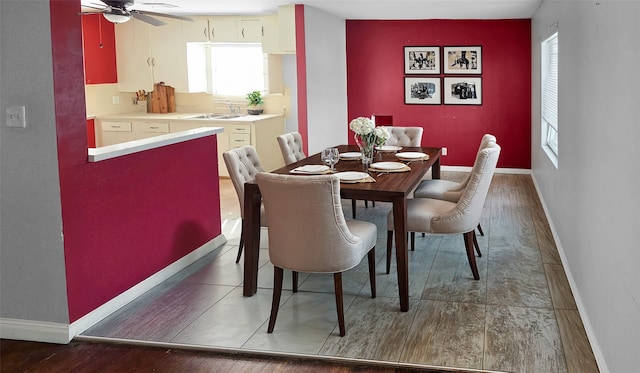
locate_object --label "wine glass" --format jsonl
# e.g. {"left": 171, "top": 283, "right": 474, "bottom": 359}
{"left": 329, "top": 147, "right": 340, "bottom": 171}
{"left": 322, "top": 148, "right": 339, "bottom": 172}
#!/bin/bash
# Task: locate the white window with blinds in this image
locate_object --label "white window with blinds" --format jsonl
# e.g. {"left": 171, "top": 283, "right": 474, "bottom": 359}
{"left": 541, "top": 32, "right": 558, "bottom": 167}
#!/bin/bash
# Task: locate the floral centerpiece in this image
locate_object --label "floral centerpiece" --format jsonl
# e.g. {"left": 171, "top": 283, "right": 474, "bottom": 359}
{"left": 349, "top": 116, "right": 389, "bottom": 166}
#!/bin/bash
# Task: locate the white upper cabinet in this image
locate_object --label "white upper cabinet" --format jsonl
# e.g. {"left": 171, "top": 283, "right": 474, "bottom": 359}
{"left": 261, "top": 15, "right": 279, "bottom": 53}
{"left": 278, "top": 5, "right": 296, "bottom": 53}
{"left": 116, "top": 19, "right": 203, "bottom": 93}
{"left": 115, "top": 19, "right": 154, "bottom": 91}
{"left": 183, "top": 17, "right": 262, "bottom": 43}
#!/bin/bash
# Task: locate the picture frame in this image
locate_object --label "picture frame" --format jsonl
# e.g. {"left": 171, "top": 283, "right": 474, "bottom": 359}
{"left": 443, "top": 46, "right": 482, "bottom": 74}
{"left": 404, "top": 46, "right": 441, "bottom": 74}
{"left": 404, "top": 77, "right": 441, "bottom": 105}
{"left": 443, "top": 77, "right": 482, "bottom": 105}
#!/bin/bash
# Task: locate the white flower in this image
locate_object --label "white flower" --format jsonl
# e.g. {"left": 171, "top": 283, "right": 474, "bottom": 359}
{"left": 373, "top": 127, "right": 389, "bottom": 144}
{"left": 349, "top": 117, "right": 375, "bottom": 135}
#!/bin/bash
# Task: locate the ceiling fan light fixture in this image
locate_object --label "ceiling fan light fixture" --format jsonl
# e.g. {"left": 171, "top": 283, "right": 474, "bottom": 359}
{"left": 103, "top": 12, "right": 131, "bottom": 24}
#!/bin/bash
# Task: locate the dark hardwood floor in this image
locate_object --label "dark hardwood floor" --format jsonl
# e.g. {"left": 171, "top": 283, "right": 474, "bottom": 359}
{"left": 0, "top": 339, "right": 463, "bottom": 372}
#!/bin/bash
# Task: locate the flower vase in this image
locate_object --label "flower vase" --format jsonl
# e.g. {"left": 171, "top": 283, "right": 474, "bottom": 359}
{"left": 355, "top": 134, "right": 375, "bottom": 170}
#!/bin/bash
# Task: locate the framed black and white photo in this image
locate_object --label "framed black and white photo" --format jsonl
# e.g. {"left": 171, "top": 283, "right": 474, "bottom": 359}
{"left": 405, "top": 77, "right": 441, "bottom": 105}
{"left": 444, "top": 46, "right": 482, "bottom": 74}
{"left": 404, "top": 46, "right": 441, "bottom": 74}
{"left": 443, "top": 77, "right": 482, "bottom": 105}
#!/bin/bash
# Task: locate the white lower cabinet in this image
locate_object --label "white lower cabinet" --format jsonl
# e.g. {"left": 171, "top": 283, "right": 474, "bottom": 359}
{"left": 98, "top": 121, "right": 134, "bottom": 146}
{"left": 95, "top": 115, "right": 285, "bottom": 176}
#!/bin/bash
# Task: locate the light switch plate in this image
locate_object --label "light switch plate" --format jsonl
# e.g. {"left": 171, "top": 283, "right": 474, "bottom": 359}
{"left": 6, "top": 106, "right": 26, "bottom": 128}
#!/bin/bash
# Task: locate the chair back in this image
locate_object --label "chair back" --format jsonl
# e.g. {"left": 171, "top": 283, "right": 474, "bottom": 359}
{"left": 223, "top": 145, "right": 264, "bottom": 217}
{"left": 381, "top": 126, "right": 423, "bottom": 147}
{"left": 448, "top": 133, "right": 498, "bottom": 194}
{"left": 431, "top": 141, "right": 501, "bottom": 233}
{"left": 256, "top": 172, "right": 366, "bottom": 273}
{"left": 277, "top": 132, "right": 306, "bottom": 165}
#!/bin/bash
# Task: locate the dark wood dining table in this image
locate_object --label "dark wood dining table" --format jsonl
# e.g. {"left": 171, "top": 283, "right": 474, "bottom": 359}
{"left": 242, "top": 145, "right": 441, "bottom": 312}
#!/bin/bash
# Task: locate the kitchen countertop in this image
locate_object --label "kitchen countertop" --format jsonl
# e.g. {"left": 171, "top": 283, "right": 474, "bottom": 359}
{"left": 88, "top": 126, "right": 223, "bottom": 162}
{"left": 96, "top": 112, "right": 282, "bottom": 122}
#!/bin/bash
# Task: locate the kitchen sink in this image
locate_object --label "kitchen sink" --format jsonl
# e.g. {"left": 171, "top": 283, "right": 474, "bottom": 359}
{"left": 181, "top": 113, "right": 245, "bottom": 120}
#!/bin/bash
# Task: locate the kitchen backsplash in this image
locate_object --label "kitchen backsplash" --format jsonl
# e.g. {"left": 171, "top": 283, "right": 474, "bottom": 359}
{"left": 85, "top": 84, "right": 286, "bottom": 118}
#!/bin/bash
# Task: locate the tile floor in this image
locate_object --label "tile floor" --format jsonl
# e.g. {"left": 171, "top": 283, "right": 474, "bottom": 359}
{"left": 80, "top": 173, "right": 599, "bottom": 372}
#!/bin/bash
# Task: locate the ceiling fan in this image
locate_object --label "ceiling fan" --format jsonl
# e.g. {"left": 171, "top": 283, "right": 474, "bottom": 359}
{"left": 79, "top": 0, "right": 193, "bottom": 26}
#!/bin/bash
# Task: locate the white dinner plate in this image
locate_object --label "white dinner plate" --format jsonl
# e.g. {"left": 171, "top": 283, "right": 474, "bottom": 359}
{"left": 334, "top": 171, "right": 370, "bottom": 183}
{"left": 395, "top": 152, "right": 428, "bottom": 160}
{"left": 370, "top": 162, "right": 406, "bottom": 170}
{"left": 375, "top": 145, "right": 403, "bottom": 152}
{"left": 290, "top": 165, "right": 330, "bottom": 174}
{"left": 339, "top": 152, "right": 362, "bottom": 160}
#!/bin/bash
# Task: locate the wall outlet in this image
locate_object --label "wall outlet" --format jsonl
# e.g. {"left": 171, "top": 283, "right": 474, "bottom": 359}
{"left": 6, "top": 106, "right": 26, "bottom": 128}
{"left": 442, "top": 147, "right": 448, "bottom": 156}
{"left": 112, "top": 96, "right": 120, "bottom": 105}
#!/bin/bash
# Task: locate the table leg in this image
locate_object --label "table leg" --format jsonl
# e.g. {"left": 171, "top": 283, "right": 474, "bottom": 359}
{"left": 432, "top": 155, "right": 441, "bottom": 179}
{"left": 243, "top": 182, "right": 261, "bottom": 296}
{"left": 392, "top": 196, "right": 409, "bottom": 312}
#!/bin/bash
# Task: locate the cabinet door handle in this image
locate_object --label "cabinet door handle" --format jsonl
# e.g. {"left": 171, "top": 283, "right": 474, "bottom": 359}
{"left": 111, "top": 125, "right": 121, "bottom": 128}
{"left": 204, "top": 27, "right": 207, "bottom": 39}
{"left": 151, "top": 58, "right": 155, "bottom": 67}
{"left": 242, "top": 28, "right": 245, "bottom": 38}
{"left": 261, "top": 26, "right": 264, "bottom": 36}
{"left": 211, "top": 27, "right": 214, "bottom": 39}
{"left": 149, "top": 126, "right": 159, "bottom": 129}
{"left": 146, "top": 57, "right": 151, "bottom": 66}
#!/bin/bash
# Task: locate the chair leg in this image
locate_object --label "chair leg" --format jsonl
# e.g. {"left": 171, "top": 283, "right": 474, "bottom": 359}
{"left": 268, "top": 266, "right": 284, "bottom": 333}
{"left": 367, "top": 248, "right": 376, "bottom": 298}
{"left": 372, "top": 201, "right": 376, "bottom": 207}
{"left": 472, "top": 231, "right": 482, "bottom": 257}
{"left": 364, "top": 200, "right": 369, "bottom": 208}
{"left": 410, "top": 232, "right": 415, "bottom": 251}
{"left": 386, "top": 231, "right": 393, "bottom": 274}
{"left": 333, "top": 272, "right": 346, "bottom": 337}
{"left": 477, "top": 223, "right": 484, "bottom": 236}
{"left": 462, "top": 232, "right": 480, "bottom": 280}
{"left": 292, "top": 271, "right": 298, "bottom": 293}
{"left": 351, "top": 199, "right": 357, "bottom": 219}
{"left": 235, "top": 225, "right": 244, "bottom": 263}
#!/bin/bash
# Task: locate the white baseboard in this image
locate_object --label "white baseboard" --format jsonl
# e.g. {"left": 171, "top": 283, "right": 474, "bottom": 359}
{"left": 0, "top": 318, "right": 72, "bottom": 344}
{"left": 530, "top": 175, "right": 609, "bottom": 373}
{"left": 0, "top": 234, "right": 227, "bottom": 344}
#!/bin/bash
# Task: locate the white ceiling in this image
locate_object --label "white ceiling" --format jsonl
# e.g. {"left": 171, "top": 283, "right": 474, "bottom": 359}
{"left": 115, "top": 0, "right": 543, "bottom": 19}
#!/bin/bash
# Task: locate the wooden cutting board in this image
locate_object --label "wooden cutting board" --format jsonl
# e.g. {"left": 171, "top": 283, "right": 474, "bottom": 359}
{"left": 150, "top": 83, "right": 176, "bottom": 113}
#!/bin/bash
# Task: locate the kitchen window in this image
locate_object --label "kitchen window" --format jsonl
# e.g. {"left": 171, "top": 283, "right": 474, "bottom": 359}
{"left": 206, "top": 43, "right": 267, "bottom": 96}
{"left": 541, "top": 32, "right": 558, "bottom": 167}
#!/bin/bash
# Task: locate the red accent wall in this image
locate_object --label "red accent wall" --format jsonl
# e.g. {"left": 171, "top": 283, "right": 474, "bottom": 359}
{"left": 346, "top": 20, "right": 531, "bottom": 168}
{"left": 50, "top": 0, "right": 221, "bottom": 322}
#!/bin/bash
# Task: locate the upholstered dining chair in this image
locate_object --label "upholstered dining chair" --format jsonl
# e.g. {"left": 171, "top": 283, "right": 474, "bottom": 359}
{"left": 380, "top": 126, "right": 424, "bottom": 147}
{"left": 255, "top": 172, "right": 377, "bottom": 337}
{"left": 223, "top": 145, "right": 267, "bottom": 263}
{"left": 385, "top": 141, "right": 501, "bottom": 279}
{"left": 360, "top": 126, "right": 424, "bottom": 210}
{"left": 277, "top": 132, "right": 306, "bottom": 165}
{"left": 413, "top": 134, "right": 497, "bottom": 237}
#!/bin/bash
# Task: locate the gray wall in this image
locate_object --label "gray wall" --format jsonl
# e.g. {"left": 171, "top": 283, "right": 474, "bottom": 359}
{"left": 302, "top": 6, "right": 348, "bottom": 155}
{"left": 531, "top": 1, "right": 640, "bottom": 372}
{"left": 0, "top": 0, "right": 70, "bottom": 324}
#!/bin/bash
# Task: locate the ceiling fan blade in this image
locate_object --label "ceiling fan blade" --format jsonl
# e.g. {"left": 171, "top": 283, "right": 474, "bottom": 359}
{"left": 78, "top": 11, "right": 105, "bottom": 15}
{"left": 132, "top": 9, "right": 193, "bottom": 22}
{"left": 131, "top": 12, "right": 166, "bottom": 26}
